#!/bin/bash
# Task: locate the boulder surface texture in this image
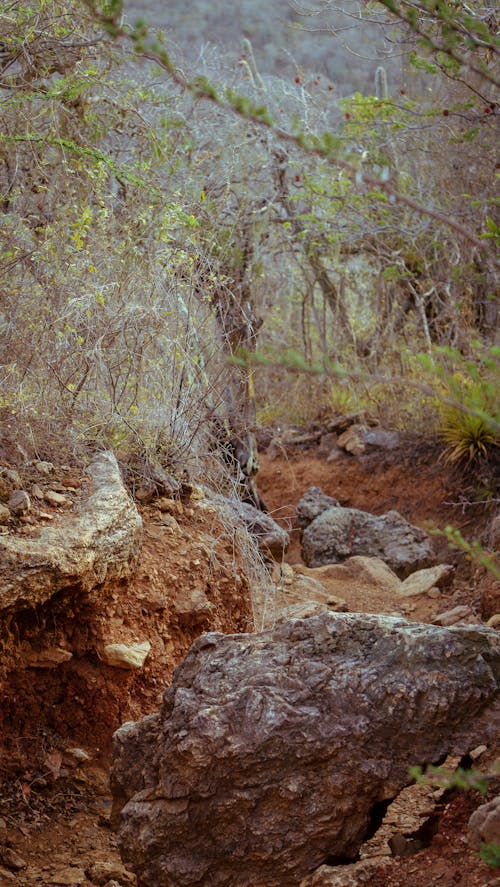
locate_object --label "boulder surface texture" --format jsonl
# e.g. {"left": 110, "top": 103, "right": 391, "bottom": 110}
{"left": 0, "top": 452, "right": 142, "bottom": 611}
{"left": 300, "top": 497, "right": 432, "bottom": 576}
{"left": 111, "top": 612, "right": 499, "bottom": 887}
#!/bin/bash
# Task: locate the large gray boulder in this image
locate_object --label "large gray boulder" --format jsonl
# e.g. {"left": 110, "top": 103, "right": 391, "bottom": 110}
{"left": 111, "top": 613, "right": 499, "bottom": 887}
{"left": 296, "top": 486, "right": 340, "bottom": 529}
{"left": 0, "top": 452, "right": 142, "bottom": 611}
{"left": 301, "top": 505, "right": 432, "bottom": 577}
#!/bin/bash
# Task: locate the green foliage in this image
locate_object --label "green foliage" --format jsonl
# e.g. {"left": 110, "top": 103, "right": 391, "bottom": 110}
{"left": 409, "top": 763, "right": 497, "bottom": 795}
{"left": 479, "top": 841, "right": 500, "bottom": 869}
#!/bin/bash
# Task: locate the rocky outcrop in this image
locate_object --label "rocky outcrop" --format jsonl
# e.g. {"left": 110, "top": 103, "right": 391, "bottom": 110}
{"left": 301, "top": 503, "right": 432, "bottom": 577}
{"left": 0, "top": 453, "right": 142, "bottom": 611}
{"left": 111, "top": 612, "right": 499, "bottom": 887}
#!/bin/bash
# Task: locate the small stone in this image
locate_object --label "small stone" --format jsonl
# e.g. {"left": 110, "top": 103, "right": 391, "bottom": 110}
{"left": 173, "top": 588, "right": 215, "bottom": 620}
{"left": 160, "top": 514, "right": 179, "bottom": 531}
{"left": 31, "top": 483, "right": 45, "bottom": 499}
{"left": 52, "top": 866, "right": 86, "bottom": 885}
{"left": 469, "top": 744, "right": 487, "bottom": 761}
{"left": 0, "top": 504, "right": 10, "bottom": 524}
{"left": 432, "top": 605, "right": 472, "bottom": 627}
{"left": 2, "top": 468, "right": 22, "bottom": 487}
{"left": 34, "top": 460, "right": 54, "bottom": 475}
{"left": 87, "top": 859, "right": 135, "bottom": 885}
{"left": 156, "top": 497, "right": 183, "bottom": 516}
{"left": 1, "top": 848, "right": 27, "bottom": 870}
{"left": 64, "top": 747, "right": 92, "bottom": 764}
{"left": 487, "top": 614, "right": 500, "bottom": 628}
{"left": 135, "top": 485, "right": 155, "bottom": 504}
{"left": 7, "top": 490, "right": 30, "bottom": 516}
{"left": 44, "top": 490, "right": 69, "bottom": 507}
{"left": 0, "top": 866, "right": 17, "bottom": 882}
{"left": 101, "top": 641, "right": 151, "bottom": 670}
{"left": 39, "top": 511, "right": 55, "bottom": 520}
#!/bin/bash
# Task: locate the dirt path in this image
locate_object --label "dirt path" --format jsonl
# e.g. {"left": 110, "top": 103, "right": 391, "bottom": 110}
{"left": 0, "top": 443, "right": 498, "bottom": 886}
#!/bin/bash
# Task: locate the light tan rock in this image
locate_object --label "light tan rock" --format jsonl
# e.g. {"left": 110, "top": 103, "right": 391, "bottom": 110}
{"left": 432, "top": 605, "right": 472, "bottom": 626}
{"left": 31, "top": 483, "right": 44, "bottom": 499}
{"left": 0, "top": 504, "right": 10, "bottom": 524}
{"left": 400, "top": 564, "right": 455, "bottom": 597}
{"left": 87, "top": 859, "right": 135, "bottom": 885}
{"left": 102, "top": 641, "right": 151, "bottom": 670}
{"left": 0, "top": 452, "right": 142, "bottom": 611}
{"left": 44, "top": 489, "right": 70, "bottom": 507}
{"left": 24, "top": 647, "right": 73, "bottom": 668}
{"left": 337, "top": 424, "right": 367, "bottom": 455}
{"left": 53, "top": 866, "right": 87, "bottom": 885}
{"left": 487, "top": 614, "right": 500, "bottom": 628}
{"left": 34, "top": 460, "right": 54, "bottom": 476}
{"left": 172, "top": 588, "right": 215, "bottom": 620}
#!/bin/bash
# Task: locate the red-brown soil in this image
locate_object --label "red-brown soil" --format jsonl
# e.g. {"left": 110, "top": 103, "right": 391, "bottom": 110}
{"left": 0, "top": 438, "right": 498, "bottom": 886}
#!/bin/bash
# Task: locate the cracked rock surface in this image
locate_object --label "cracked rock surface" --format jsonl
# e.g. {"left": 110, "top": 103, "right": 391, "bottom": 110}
{"left": 111, "top": 612, "right": 499, "bottom": 887}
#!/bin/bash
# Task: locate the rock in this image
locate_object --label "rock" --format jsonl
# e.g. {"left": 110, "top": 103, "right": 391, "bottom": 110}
{"left": 111, "top": 612, "right": 499, "bottom": 887}
{"left": 486, "top": 513, "right": 500, "bottom": 551}
{"left": 44, "top": 489, "right": 70, "bottom": 507}
{"left": 432, "top": 605, "right": 472, "bottom": 626}
{"left": 337, "top": 424, "right": 367, "bottom": 455}
{"left": 302, "top": 506, "right": 432, "bottom": 577}
{"left": 24, "top": 646, "right": 73, "bottom": 668}
{"left": 52, "top": 866, "right": 87, "bottom": 885}
{"left": 64, "top": 747, "right": 92, "bottom": 765}
{"left": 172, "top": 588, "right": 214, "bottom": 622}
{"left": 31, "top": 483, "right": 45, "bottom": 500}
{"left": 487, "top": 614, "right": 500, "bottom": 628}
{"left": 34, "top": 460, "right": 54, "bottom": 475}
{"left": 87, "top": 859, "right": 135, "bottom": 885}
{"left": 0, "top": 848, "right": 27, "bottom": 870}
{"left": 2, "top": 468, "right": 22, "bottom": 487}
{"left": 0, "top": 504, "right": 10, "bottom": 525}
{"left": 399, "top": 564, "right": 455, "bottom": 597}
{"left": 363, "top": 429, "right": 401, "bottom": 451}
{"left": 102, "top": 642, "right": 151, "bottom": 670}
{"left": 279, "top": 600, "right": 331, "bottom": 620}
{"left": 300, "top": 858, "right": 392, "bottom": 886}
{"left": 0, "top": 452, "right": 142, "bottom": 611}
{"left": 468, "top": 796, "right": 500, "bottom": 850}
{"left": 296, "top": 487, "right": 340, "bottom": 529}
{"left": 7, "top": 490, "right": 30, "bottom": 516}
{"left": 0, "top": 865, "right": 17, "bottom": 881}
{"left": 218, "top": 497, "right": 290, "bottom": 558}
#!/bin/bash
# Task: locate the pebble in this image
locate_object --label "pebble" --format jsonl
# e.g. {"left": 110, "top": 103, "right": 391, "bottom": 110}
{"left": 101, "top": 641, "right": 151, "bottom": 670}
{"left": 0, "top": 504, "right": 10, "bottom": 524}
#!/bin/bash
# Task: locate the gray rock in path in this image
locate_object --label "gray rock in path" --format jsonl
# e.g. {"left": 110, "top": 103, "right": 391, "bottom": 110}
{"left": 468, "top": 795, "right": 500, "bottom": 850}
{"left": 296, "top": 486, "right": 340, "bottom": 529}
{"left": 0, "top": 452, "right": 142, "bottom": 611}
{"left": 302, "top": 506, "right": 432, "bottom": 577}
{"left": 217, "top": 496, "right": 289, "bottom": 558}
{"left": 111, "top": 612, "right": 499, "bottom": 887}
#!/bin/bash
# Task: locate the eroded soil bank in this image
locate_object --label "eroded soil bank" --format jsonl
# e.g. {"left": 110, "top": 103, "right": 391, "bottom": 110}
{"left": 0, "top": 438, "right": 498, "bottom": 886}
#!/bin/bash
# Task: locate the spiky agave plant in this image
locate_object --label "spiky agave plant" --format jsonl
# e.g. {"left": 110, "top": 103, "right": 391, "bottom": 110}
{"left": 439, "top": 407, "right": 498, "bottom": 465}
